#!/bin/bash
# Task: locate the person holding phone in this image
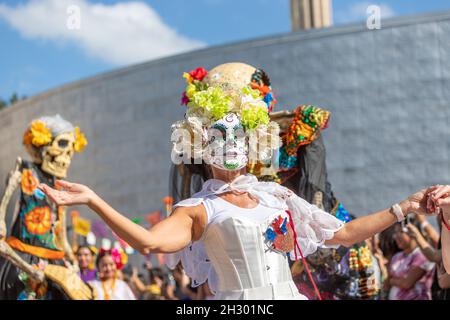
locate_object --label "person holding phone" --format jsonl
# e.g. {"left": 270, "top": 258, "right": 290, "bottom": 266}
{"left": 387, "top": 218, "right": 435, "bottom": 300}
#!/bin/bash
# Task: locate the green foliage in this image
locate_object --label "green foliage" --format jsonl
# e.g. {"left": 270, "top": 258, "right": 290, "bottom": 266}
{"left": 0, "top": 92, "right": 27, "bottom": 111}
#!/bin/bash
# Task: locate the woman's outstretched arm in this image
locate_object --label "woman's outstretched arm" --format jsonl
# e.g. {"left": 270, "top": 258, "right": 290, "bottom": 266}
{"left": 326, "top": 187, "right": 436, "bottom": 247}
{"left": 325, "top": 207, "right": 403, "bottom": 247}
{"left": 39, "top": 180, "right": 206, "bottom": 255}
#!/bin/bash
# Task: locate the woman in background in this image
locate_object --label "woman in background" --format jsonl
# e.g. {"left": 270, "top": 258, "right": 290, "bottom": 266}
{"left": 89, "top": 250, "right": 135, "bottom": 300}
{"left": 76, "top": 245, "right": 97, "bottom": 282}
{"left": 387, "top": 220, "right": 435, "bottom": 300}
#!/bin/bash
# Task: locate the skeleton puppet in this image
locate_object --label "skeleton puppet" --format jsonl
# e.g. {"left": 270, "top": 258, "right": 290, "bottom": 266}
{"left": 0, "top": 115, "right": 92, "bottom": 300}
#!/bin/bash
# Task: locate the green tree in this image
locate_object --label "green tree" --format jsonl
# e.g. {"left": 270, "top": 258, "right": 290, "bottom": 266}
{"left": 0, "top": 98, "right": 6, "bottom": 110}
{"left": 9, "top": 93, "right": 18, "bottom": 105}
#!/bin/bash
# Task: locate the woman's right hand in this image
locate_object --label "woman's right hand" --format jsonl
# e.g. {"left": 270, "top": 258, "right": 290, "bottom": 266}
{"left": 38, "top": 180, "right": 96, "bottom": 207}
{"left": 431, "top": 185, "right": 450, "bottom": 216}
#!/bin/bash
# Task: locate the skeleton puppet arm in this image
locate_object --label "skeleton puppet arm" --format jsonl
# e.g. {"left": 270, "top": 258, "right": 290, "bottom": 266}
{"left": 57, "top": 206, "right": 78, "bottom": 269}
{"left": 0, "top": 157, "right": 46, "bottom": 283}
{"left": 0, "top": 157, "right": 22, "bottom": 239}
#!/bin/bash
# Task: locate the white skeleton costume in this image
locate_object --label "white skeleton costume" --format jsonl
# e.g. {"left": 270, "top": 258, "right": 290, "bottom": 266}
{"left": 167, "top": 63, "right": 344, "bottom": 300}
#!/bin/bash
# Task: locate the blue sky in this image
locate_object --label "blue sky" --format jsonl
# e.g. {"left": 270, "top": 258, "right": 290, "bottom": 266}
{"left": 1, "top": 0, "right": 450, "bottom": 100}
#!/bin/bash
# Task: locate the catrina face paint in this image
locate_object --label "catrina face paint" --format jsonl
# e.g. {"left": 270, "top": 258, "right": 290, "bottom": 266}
{"left": 205, "top": 113, "right": 248, "bottom": 171}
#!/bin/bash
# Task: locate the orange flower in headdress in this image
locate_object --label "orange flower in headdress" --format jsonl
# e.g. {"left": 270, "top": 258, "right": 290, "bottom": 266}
{"left": 74, "top": 127, "right": 88, "bottom": 152}
{"left": 23, "top": 130, "right": 33, "bottom": 146}
{"left": 28, "top": 121, "right": 52, "bottom": 147}
{"left": 250, "top": 81, "right": 271, "bottom": 96}
{"left": 21, "top": 169, "right": 39, "bottom": 196}
{"left": 24, "top": 206, "right": 52, "bottom": 235}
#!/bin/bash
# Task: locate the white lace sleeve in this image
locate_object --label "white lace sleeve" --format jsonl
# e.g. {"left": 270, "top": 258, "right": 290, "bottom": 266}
{"left": 166, "top": 241, "right": 218, "bottom": 292}
{"left": 286, "top": 193, "right": 344, "bottom": 259}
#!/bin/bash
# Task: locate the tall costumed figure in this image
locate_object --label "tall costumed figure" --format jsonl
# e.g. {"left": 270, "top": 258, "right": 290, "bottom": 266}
{"left": 0, "top": 115, "right": 93, "bottom": 300}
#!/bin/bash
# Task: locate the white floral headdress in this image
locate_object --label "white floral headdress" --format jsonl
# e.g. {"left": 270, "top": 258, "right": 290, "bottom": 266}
{"left": 171, "top": 62, "right": 282, "bottom": 164}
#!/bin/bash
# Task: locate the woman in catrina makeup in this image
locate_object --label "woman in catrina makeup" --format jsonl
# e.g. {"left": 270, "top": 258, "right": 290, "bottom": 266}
{"left": 39, "top": 63, "right": 441, "bottom": 300}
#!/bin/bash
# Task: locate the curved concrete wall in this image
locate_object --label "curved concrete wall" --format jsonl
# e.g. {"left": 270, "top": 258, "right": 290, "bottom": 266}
{"left": 1, "top": 11, "right": 450, "bottom": 225}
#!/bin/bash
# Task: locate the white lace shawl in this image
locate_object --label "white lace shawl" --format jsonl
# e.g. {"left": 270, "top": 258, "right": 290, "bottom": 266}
{"left": 165, "top": 174, "right": 344, "bottom": 292}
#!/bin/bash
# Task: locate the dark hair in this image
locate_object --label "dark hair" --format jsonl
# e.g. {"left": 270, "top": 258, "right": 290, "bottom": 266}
{"left": 76, "top": 245, "right": 95, "bottom": 256}
{"left": 379, "top": 224, "right": 400, "bottom": 258}
{"left": 148, "top": 267, "right": 165, "bottom": 284}
{"left": 95, "top": 250, "right": 113, "bottom": 268}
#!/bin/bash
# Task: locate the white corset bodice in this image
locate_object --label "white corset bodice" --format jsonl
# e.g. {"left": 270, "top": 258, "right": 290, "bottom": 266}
{"left": 201, "top": 196, "right": 305, "bottom": 300}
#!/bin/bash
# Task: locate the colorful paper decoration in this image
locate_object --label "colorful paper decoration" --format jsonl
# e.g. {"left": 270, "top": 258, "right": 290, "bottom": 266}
{"left": 145, "top": 211, "right": 162, "bottom": 227}
{"left": 73, "top": 216, "right": 91, "bottom": 237}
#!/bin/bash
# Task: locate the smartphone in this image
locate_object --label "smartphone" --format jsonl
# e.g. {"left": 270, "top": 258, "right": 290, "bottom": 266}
{"left": 401, "top": 216, "right": 413, "bottom": 233}
{"left": 401, "top": 216, "right": 409, "bottom": 233}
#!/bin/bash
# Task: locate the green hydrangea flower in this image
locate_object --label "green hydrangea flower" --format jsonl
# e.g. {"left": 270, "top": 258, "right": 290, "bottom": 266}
{"left": 241, "top": 105, "right": 270, "bottom": 130}
{"left": 190, "top": 86, "right": 231, "bottom": 120}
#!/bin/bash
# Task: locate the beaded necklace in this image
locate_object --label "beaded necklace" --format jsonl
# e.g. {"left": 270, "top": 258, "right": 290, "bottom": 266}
{"left": 101, "top": 277, "right": 117, "bottom": 300}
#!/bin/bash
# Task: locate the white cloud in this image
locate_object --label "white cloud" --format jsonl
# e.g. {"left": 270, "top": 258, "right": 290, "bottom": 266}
{"left": 0, "top": 0, "right": 206, "bottom": 65}
{"left": 334, "top": 2, "right": 396, "bottom": 25}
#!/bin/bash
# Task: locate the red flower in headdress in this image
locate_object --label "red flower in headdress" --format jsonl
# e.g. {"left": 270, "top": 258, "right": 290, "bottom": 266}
{"left": 189, "top": 67, "right": 208, "bottom": 81}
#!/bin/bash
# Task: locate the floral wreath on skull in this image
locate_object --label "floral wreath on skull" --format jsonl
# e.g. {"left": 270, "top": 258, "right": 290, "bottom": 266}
{"left": 172, "top": 63, "right": 282, "bottom": 171}
{"left": 23, "top": 118, "right": 87, "bottom": 152}
{"left": 22, "top": 115, "right": 88, "bottom": 178}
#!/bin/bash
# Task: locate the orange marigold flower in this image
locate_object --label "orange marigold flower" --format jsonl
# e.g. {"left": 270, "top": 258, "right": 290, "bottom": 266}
{"left": 24, "top": 206, "right": 52, "bottom": 235}
{"left": 21, "top": 169, "right": 39, "bottom": 196}
{"left": 23, "top": 130, "right": 33, "bottom": 146}
{"left": 250, "top": 82, "right": 271, "bottom": 96}
{"left": 74, "top": 127, "right": 88, "bottom": 152}
{"left": 30, "top": 121, "right": 52, "bottom": 147}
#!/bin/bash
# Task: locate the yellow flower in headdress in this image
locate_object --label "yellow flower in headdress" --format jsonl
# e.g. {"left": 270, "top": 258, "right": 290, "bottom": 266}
{"left": 29, "top": 121, "right": 52, "bottom": 147}
{"left": 74, "top": 127, "right": 88, "bottom": 152}
{"left": 183, "top": 72, "right": 193, "bottom": 84}
{"left": 120, "top": 250, "right": 128, "bottom": 266}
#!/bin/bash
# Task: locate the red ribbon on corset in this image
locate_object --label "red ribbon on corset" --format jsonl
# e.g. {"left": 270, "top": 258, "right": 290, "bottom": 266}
{"left": 286, "top": 210, "right": 322, "bottom": 301}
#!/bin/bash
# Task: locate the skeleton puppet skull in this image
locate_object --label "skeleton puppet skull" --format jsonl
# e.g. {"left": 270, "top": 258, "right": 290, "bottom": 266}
{"left": 24, "top": 115, "right": 85, "bottom": 179}
{"left": 41, "top": 131, "right": 75, "bottom": 178}
{"left": 205, "top": 113, "right": 248, "bottom": 171}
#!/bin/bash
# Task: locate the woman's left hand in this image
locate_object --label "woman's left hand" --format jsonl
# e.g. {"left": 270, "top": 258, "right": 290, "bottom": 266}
{"left": 406, "top": 187, "right": 440, "bottom": 215}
